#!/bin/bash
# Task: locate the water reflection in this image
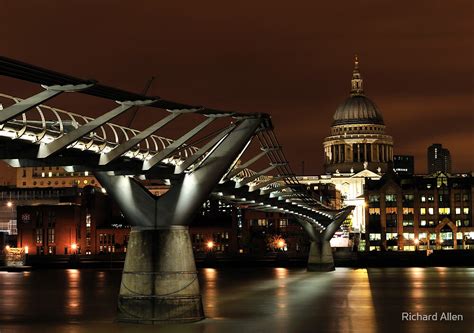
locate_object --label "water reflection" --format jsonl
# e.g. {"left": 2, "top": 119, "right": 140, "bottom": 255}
{"left": 203, "top": 268, "right": 218, "bottom": 318}
{"left": 0, "top": 267, "right": 472, "bottom": 332}
{"left": 66, "top": 269, "right": 81, "bottom": 316}
{"left": 409, "top": 267, "right": 425, "bottom": 299}
{"left": 273, "top": 268, "right": 289, "bottom": 333}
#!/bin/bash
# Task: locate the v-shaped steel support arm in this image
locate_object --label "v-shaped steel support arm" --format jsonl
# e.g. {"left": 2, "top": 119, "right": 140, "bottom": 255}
{"left": 95, "top": 117, "right": 263, "bottom": 227}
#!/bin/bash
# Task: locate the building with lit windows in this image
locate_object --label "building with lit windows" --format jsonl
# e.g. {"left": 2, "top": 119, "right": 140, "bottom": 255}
{"left": 323, "top": 55, "right": 394, "bottom": 174}
{"left": 427, "top": 144, "right": 452, "bottom": 174}
{"left": 16, "top": 166, "right": 97, "bottom": 188}
{"left": 298, "top": 170, "right": 381, "bottom": 249}
{"left": 16, "top": 186, "right": 128, "bottom": 255}
{"left": 364, "top": 171, "right": 474, "bottom": 251}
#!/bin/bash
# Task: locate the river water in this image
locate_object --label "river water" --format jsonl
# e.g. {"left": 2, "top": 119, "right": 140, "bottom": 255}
{"left": 0, "top": 267, "right": 472, "bottom": 333}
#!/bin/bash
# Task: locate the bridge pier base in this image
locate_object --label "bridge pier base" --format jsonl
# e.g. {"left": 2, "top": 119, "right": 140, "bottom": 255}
{"left": 117, "top": 226, "right": 204, "bottom": 324}
{"left": 307, "top": 239, "right": 335, "bottom": 272}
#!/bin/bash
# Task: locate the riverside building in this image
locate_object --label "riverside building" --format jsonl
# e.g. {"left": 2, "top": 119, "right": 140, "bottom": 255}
{"left": 364, "top": 171, "right": 474, "bottom": 251}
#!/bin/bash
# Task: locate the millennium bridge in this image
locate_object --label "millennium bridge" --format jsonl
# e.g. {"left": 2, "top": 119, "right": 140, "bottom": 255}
{"left": 0, "top": 56, "right": 353, "bottom": 323}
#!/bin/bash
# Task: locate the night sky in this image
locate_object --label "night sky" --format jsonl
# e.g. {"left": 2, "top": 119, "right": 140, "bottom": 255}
{"left": 0, "top": 0, "right": 472, "bottom": 182}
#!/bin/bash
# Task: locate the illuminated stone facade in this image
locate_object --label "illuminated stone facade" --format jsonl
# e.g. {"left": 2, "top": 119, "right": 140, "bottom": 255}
{"left": 323, "top": 56, "right": 394, "bottom": 174}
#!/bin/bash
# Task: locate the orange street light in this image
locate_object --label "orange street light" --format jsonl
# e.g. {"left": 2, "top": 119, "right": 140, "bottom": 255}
{"left": 6, "top": 201, "right": 13, "bottom": 208}
{"left": 273, "top": 237, "right": 287, "bottom": 251}
{"left": 24, "top": 245, "right": 29, "bottom": 254}
{"left": 71, "top": 243, "right": 78, "bottom": 252}
{"left": 414, "top": 238, "right": 419, "bottom": 245}
{"left": 206, "top": 241, "right": 214, "bottom": 249}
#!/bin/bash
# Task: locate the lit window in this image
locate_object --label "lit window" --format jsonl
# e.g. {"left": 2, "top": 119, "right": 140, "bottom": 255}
{"left": 427, "top": 195, "right": 435, "bottom": 202}
{"left": 386, "top": 233, "right": 397, "bottom": 240}
{"left": 84, "top": 171, "right": 89, "bottom": 176}
{"left": 463, "top": 208, "right": 469, "bottom": 214}
{"left": 403, "top": 233, "right": 415, "bottom": 240}
{"left": 420, "top": 196, "right": 426, "bottom": 202}
{"left": 403, "top": 207, "right": 414, "bottom": 215}
{"left": 418, "top": 232, "right": 427, "bottom": 240}
{"left": 456, "top": 219, "right": 462, "bottom": 227}
{"left": 47, "top": 228, "right": 55, "bottom": 243}
{"left": 403, "top": 219, "right": 414, "bottom": 227}
{"left": 438, "top": 208, "right": 450, "bottom": 215}
{"left": 41, "top": 172, "right": 45, "bottom": 177}
{"left": 428, "top": 208, "right": 434, "bottom": 215}
{"left": 420, "top": 220, "right": 427, "bottom": 226}
{"left": 386, "top": 207, "right": 397, "bottom": 214}
{"left": 48, "top": 172, "right": 52, "bottom": 177}
{"left": 385, "top": 194, "right": 397, "bottom": 202}
{"left": 369, "top": 208, "right": 380, "bottom": 215}
{"left": 85, "top": 214, "right": 91, "bottom": 228}
{"left": 456, "top": 208, "right": 461, "bottom": 215}
{"left": 35, "top": 229, "right": 43, "bottom": 244}
{"left": 257, "top": 219, "right": 268, "bottom": 227}
{"left": 420, "top": 208, "right": 426, "bottom": 215}
{"left": 369, "top": 195, "right": 380, "bottom": 203}
{"left": 369, "top": 233, "right": 381, "bottom": 241}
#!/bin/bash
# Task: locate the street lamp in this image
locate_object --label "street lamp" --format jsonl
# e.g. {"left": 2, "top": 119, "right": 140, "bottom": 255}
{"left": 273, "top": 237, "right": 287, "bottom": 251}
{"left": 414, "top": 238, "right": 419, "bottom": 251}
{"left": 6, "top": 201, "right": 12, "bottom": 208}
{"left": 277, "top": 239, "right": 286, "bottom": 249}
{"left": 71, "top": 243, "right": 78, "bottom": 254}
{"left": 206, "top": 241, "right": 214, "bottom": 250}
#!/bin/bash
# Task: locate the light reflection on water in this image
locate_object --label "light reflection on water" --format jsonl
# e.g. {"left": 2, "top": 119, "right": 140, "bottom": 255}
{"left": 0, "top": 267, "right": 471, "bottom": 333}
{"left": 202, "top": 268, "right": 218, "bottom": 318}
{"left": 66, "top": 269, "right": 81, "bottom": 316}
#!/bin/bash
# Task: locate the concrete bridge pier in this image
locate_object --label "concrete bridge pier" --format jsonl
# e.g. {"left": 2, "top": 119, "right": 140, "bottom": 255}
{"left": 307, "top": 236, "right": 336, "bottom": 271}
{"left": 300, "top": 206, "right": 354, "bottom": 272}
{"left": 94, "top": 117, "right": 263, "bottom": 323}
{"left": 118, "top": 226, "right": 202, "bottom": 323}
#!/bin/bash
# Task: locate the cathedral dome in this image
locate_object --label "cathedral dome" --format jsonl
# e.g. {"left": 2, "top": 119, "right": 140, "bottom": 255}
{"left": 332, "top": 95, "right": 384, "bottom": 126}
{"left": 332, "top": 55, "right": 384, "bottom": 126}
{"left": 323, "top": 55, "right": 394, "bottom": 175}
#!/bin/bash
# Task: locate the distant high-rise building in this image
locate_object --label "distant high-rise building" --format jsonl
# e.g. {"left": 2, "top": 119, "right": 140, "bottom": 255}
{"left": 394, "top": 155, "right": 414, "bottom": 175}
{"left": 427, "top": 144, "right": 451, "bottom": 174}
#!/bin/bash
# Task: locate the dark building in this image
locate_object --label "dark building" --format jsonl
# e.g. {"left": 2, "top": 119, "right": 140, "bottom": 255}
{"left": 364, "top": 171, "right": 474, "bottom": 251}
{"left": 14, "top": 191, "right": 311, "bottom": 258}
{"left": 16, "top": 186, "right": 128, "bottom": 255}
{"left": 189, "top": 198, "right": 310, "bottom": 256}
{"left": 394, "top": 155, "right": 415, "bottom": 175}
{"left": 428, "top": 144, "right": 452, "bottom": 174}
